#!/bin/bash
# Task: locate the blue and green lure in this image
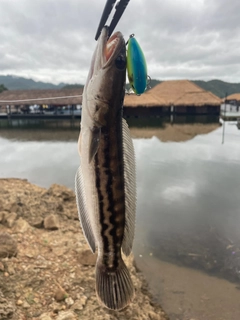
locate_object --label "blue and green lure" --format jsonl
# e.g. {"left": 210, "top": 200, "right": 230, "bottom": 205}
{"left": 126, "top": 34, "right": 148, "bottom": 95}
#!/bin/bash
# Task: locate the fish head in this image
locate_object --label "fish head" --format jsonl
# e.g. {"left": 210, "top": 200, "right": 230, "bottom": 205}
{"left": 82, "top": 27, "right": 126, "bottom": 123}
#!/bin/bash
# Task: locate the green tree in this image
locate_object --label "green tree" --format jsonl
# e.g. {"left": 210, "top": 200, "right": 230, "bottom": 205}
{"left": 0, "top": 84, "right": 8, "bottom": 93}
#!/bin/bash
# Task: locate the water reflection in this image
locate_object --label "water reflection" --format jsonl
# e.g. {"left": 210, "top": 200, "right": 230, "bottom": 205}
{"left": 0, "top": 116, "right": 220, "bottom": 142}
{"left": 134, "top": 129, "right": 240, "bottom": 278}
{"left": 0, "top": 117, "right": 240, "bottom": 319}
{"left": 133, "top": 123, "right": 240, "bottom": 320}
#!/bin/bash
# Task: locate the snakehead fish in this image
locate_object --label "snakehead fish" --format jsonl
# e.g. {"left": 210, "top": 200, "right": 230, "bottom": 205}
{"left": 75, "top": 26, "right": 136, "bottom": 310}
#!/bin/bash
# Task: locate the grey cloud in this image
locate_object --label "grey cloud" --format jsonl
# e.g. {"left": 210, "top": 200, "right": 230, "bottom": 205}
{"left": 0, "top": 0, "right": 240, "bottom": 84}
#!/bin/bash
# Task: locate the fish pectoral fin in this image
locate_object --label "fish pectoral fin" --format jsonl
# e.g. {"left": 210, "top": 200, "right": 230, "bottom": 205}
{"left": 122, "top": 119, "right": 136, "bottom": 256}
{"left": 75, "top": 166, "right": 96, "bottom": 253}
{"left": 89, "top": 126, "right": 101, "bottom": 163}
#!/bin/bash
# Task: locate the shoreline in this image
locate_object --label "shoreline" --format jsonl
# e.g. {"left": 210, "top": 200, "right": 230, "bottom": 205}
{"left": 0, "top": 178, "right": 168, "bottom": 320}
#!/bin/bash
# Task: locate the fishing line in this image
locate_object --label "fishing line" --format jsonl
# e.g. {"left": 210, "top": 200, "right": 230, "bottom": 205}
{"left": 0, "top": 95, "right": 83, "bottom": 104}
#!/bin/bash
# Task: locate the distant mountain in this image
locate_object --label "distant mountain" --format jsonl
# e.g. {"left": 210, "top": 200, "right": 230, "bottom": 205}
{"left": 62, "top": 84, "right": 84, "bottom": 89}
{"left": 192, "top": 80, "right": 240, "bottom": 98}
{"left": 145, "top": 79, "right": 240, "bottom": 98}
{"left": 0, "top": 75, "right": 68, "bottom": 90}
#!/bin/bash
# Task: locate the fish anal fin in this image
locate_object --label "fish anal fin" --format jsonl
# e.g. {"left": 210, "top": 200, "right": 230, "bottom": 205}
{"left": 75, "top": 166, "right": 96, "bottom": 253}
{"left": 122, "top": 119, "right": 136, "bottom": 256}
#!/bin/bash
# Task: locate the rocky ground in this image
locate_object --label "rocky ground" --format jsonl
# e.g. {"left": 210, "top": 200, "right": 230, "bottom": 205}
{"left": 0, "top": 178, "right": 168, "bottom": 320}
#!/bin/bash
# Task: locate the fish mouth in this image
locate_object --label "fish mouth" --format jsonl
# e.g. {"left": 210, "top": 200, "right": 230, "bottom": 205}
{"left": 86, "top": 27, "right": 125, "bottom": 85}
{"left": 104, "top": 32, "right": 124, "bottom": 64}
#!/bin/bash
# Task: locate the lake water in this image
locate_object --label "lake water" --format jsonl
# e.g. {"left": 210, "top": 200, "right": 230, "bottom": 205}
{"left": 0, "top": 117, "right": 240, "bottom": 319}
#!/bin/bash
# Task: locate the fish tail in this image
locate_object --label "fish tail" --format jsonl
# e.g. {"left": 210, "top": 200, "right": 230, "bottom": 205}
{"left": 95, "top": 256, "right": 134, "bottom": 310}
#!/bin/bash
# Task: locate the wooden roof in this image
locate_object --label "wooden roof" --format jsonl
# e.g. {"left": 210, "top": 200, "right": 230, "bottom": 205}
{"left": 0, "top": 88, "right": 83, "bottom": 106}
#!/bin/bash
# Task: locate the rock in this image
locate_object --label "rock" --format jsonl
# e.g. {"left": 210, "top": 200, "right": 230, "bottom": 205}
{"left": 0, "top": 233, "right": 17, "bottom": 258}
{"left": 77, "top": 249, "right": 97, "bottom": 266}
{"left": 0, "top": 179, "right": 169, "bottom": 320}
{"left": 56, "top": 311, "right": 77, "bottom": 320}
{"left": 71, "top": 296, "right": 87, "bottom": 311}
{"left": 5, "top": 212, "right": 17, "bottom": 228}
{"left": 39, "top": 313, "right": 53, "bottom": 320}
{"left": 31, "top": 217, "right": 44, "bottom": 228}
{"left": 54, "top": 288, "right": 68, "bottom": 302}
{"left": 0, "top": 290, "right": 16, "bottom": 319}
{"left": 45, "top": 184, "right": 75, "bottom": 202}
{"left": 7, "top": 202, "right": 19, "bottom": 214}
{"left": 0, "top": 262, "right": 4, "bottom": 271}
{"left": 14, "top": 218, "right": 30, "bottom": 233}
{"left": 7, "top": 265, "right": 15, "bottom": 275}
{"left": 44, "top": 214, "right": 59, "bottom": 230}
{"left": 16, "top": 299, "right": 23, "bottom": 306}
{"left": 50, "top": 301, "right": 61, "bottom": 313}
{"left": 148, "top": 311, "right": 162, "bottom": 320}
{"left": 22, "top": 301, "right": 30, "bottom": 309}
{"left": 65, "top": 297, "right": 74, "bottom": 306}
{"left": 0, "top": 211, "right": 6, "bottom": 223}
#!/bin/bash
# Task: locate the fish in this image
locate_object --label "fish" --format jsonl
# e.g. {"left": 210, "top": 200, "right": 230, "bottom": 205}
{"left": 75, "top": 26, "right": 136, "bottom": 311}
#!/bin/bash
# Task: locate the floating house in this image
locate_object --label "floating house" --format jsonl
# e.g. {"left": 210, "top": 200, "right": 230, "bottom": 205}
{"left": 124, "top": 91, "right": 168, "bottom": 117}
{"left": 0, "top": 80, "right": 221, "bottom": 118}
{"left": 0, "top": 88, "right": 83, "bottom": 114}
{"left": 224, "top": 93, "right": 240, "bottom": 109}
{"left": 124, "top": 80, "right": 221, "bottom": 117}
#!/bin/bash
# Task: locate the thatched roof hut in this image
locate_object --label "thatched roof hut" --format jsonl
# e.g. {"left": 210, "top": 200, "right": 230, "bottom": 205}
{"left": 149, "top": 80, "right": 221, "bottom": 107}
{"left": 123, "top": 80, "right": 221, "bottom": 109}
{"left": 174, "top": 91, "right": 221, "bottom": 106}
{"left": 0, "top": 88, "right": 83, "bottom": 106}
{"left": 225, "top": 93, "right": 240, "bottom": 101}
{"left": 124, "top": 91, "right": 167, "bottom": 107}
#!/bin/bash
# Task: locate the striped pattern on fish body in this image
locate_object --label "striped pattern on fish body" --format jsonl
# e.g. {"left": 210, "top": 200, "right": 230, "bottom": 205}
{"left": 75, "top": 27, "right": 136, "bottom": 311}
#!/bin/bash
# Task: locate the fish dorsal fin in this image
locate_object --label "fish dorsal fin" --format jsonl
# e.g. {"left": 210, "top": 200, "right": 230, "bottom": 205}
{"left": 122, "top": 118, "right": 136, "bottom": 256}
{"left": 75, "top": 166, "right": 96, "bottom": 253}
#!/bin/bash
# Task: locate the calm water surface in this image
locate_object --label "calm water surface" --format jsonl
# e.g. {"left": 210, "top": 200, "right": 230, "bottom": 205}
{"left": 0, "top": 118, "right": 240, "bottom": 320}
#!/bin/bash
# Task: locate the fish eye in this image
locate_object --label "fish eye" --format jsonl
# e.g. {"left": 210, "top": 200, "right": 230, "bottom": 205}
{"left": 115, "top": 54, "right": 126, "bottom": 70}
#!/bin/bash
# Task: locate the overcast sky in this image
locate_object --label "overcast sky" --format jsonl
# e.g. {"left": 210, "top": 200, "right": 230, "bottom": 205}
{"left": 1, "top": 0, "right": 240, "bottom": 84}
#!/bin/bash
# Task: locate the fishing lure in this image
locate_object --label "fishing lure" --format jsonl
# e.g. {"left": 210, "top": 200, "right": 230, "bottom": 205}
{"left": 126, "top": 34, "right": 148, "bottom": 95}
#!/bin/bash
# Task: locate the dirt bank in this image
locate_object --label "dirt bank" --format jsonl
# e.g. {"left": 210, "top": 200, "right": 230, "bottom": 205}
{"left": 0, "top": 178, "right": 168, "bottom": 320}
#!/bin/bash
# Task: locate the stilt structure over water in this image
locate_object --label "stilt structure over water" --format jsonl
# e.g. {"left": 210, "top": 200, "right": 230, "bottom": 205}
{"left": 124, "top": 80, "right": 221, "bottom": 118}
{"left": 0, "top": 80, "right": 221, "bottom": 119}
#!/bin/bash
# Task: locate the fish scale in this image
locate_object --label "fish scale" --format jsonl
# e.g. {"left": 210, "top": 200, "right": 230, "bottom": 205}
{"left": 95, "top": 122, "right": 125, "bottom": 269}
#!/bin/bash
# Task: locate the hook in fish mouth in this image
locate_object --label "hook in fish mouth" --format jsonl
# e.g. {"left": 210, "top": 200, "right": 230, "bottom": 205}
{"left": 85, "top": 27, "right": 125, "bottom": 86}
{"left": 99, "top": 26, "right": 125, "bottom": 67}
